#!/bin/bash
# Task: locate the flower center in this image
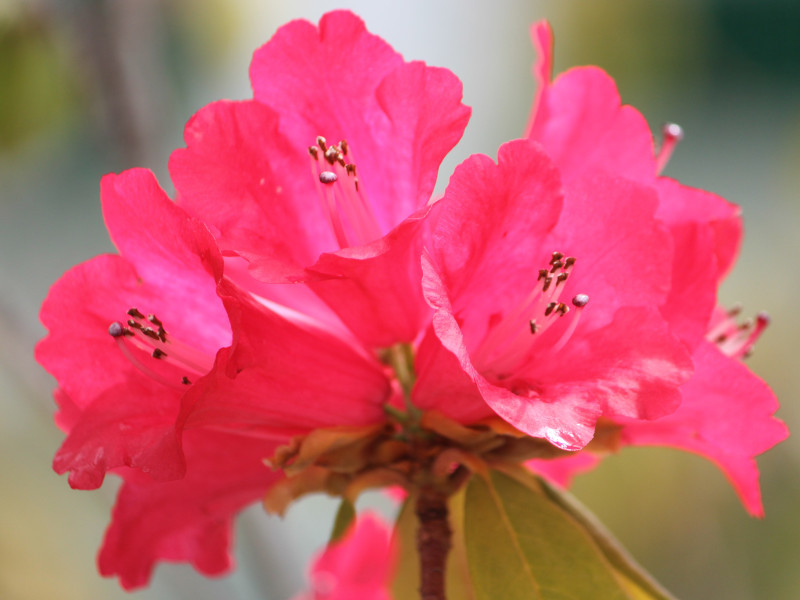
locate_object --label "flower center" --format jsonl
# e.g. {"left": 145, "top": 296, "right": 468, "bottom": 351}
{"left": 108, "top": 308, "right": 214, "bottom": 389}
{"left": 707, "top": 304, "right": 769, "bottom": 359}
{"left": 308, "top": 136, "right": 382, "bottom": 248}
{"left": 472, "top": 251, "right": 589, "bottom": 378}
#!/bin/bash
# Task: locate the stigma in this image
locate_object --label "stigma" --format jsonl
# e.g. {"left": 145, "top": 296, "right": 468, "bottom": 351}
{"left": 108, "top": 308, "right": 214, "bottom": 389}
{"left": 473, "top": 251, "right": 589, "bottom": 377}
{"left": 308, "top": 136, "right": 382, "bottom": 248}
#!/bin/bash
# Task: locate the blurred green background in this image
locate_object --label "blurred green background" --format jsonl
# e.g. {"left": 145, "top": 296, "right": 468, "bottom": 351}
{"left": 1, "top": 1, "right": 798, "bottom": 598}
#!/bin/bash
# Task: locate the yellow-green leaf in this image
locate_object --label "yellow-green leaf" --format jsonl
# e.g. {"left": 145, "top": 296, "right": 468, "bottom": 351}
{"left": 464, "top": 470, "right": 632, "bottom": 600}
{"left": 329, "top": 498, "right": 356, "bottom": 543}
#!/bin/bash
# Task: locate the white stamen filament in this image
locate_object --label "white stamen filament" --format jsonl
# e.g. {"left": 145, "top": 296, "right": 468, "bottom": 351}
{"left": 656, "top": 122, "right": 683, "bottom": 174}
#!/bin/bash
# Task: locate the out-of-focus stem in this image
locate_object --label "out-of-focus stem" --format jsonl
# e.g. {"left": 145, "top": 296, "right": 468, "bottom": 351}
{"left": 416, "top": 485, "right": 451, "bottom": 600}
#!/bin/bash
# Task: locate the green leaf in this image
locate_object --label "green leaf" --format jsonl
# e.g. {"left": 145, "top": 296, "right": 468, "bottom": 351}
{"left": 391, "top": 491, "right": 476, "bottom": 600}
{"left": 391, "top": 495, "right": 420, "bottom": 600}
{"left": 329, "top": 498, "right": 356, "bottom": 543}
{"left": 464, "top": 470, "right": 643, "bottom": 600}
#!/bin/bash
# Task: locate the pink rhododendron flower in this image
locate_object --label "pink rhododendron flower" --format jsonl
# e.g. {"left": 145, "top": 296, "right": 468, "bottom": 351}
{"left": 169, "top": 10, "right": 469, "bottom": 348}
{"left": 521, "top": 21, "right": 787, "bottom": 516}
{"left": 37, "top": 167, "right": 392, "bottom": 588}
{"left": 36, "top": 9, "right": 787, "bottom": 592}
{"left": 38, "top": 11, "right": 465, "bottom": 588}
{"left": 293, "top": 513, "right": 396, "bottom": 600}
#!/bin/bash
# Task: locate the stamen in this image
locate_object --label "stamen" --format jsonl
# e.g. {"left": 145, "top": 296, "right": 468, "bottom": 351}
{"left": 656, "top": 122, "right": 683, "bottom": 174}
{"left": 308, "top": 135, "right": 383, "bottom": 248}
{"left": 709, "top": 308, "right": 769, "bottom": 359}
{"left": 473, "top": 253, "right": 590, "bottom": 376}
{"left": 549, "top": 294, "right": 590, "bottom": 353}
{"left": 108, "top": 311, "right": 214, "bottom": 389}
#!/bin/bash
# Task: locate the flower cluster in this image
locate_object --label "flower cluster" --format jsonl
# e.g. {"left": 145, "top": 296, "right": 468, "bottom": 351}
{"left": 37, "top": 11, "right": 786, "bottom": 590}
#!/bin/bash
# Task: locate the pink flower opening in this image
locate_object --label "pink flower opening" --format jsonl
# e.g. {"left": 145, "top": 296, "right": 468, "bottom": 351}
{"left": 517, "top": 20, "right": 787, "bottom": 515}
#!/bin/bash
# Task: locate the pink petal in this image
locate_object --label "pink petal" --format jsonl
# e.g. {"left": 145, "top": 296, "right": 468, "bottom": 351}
{"left": 300, "top": 513, "right": 395, "bottom": 600}
{"left": 542, "top": 171, "right": 673, "bottom": 329}
{"left": 250, "top": 10, "right": 470, "bottom": 225}
{"left": 306, "top": 211, "right": 431, "bottom": 347}
{"left": 98, "top": 429, "right": 283, "bottom": 590}
{"left": 170, "top": 100, "right": 335, "bottom": 281}
{"left": 101, "top": 169, "right": 229, "bottom": 355}
{"left": 654, "top": 177, "right": 743, "bottom": 282}
{"left": 658, "top": 222, "right": 718, "bottom": 347}
{"left": 526, "top": 42, "right": 655, "bottom": 183}
{"left": 426, "top": 139, "right": 563, "bottom": 342}
{"left": 178, "top": 279, "right": 391, "bottom": 434}
{"left": 36, "top": 171, "right": 230, "bottom": 488}
{"left": 412, "top": 325, "right": 494, "bottom": 424}
{"left": 617, "top": 341, "right": 787, "bottom": 517}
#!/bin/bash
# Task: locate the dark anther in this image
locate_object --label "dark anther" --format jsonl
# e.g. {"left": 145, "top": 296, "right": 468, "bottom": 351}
{"left": 564, "top": 256, "right": 576, "bottom": 269}
{"left": 319, "top": 171, "right": 338, "bottom": 184}
{"left": 354, "top": 178, "right": 359, "bottom": 191}
{"left": 550, "top": 260, "right": 564, "bottom": 273}
{"left": 542, "top": 276, "right": 553, "bottom": 292}
{"left": 556, "top": 272, "right": 569, "bottom": 285}
{"left": 345, "top": 163, "right": 357, "bottom": 176}
{"left": 529, "top": 320, "right": 538, "bottom": 334}
{"left": 340, "top": 139, "right": 349, "bottom": 155}
{"left": 572, "top": 294, "right": 590, "bottom": 307}
{"left": 324, "top": 146, "right": 338, "bottom": 165}
{"left": 157, "top": 328, "right": 167, "bottom": 343}
{"left": 550, "top": 251, "right": 564, "bottom": 264}
{"left": 336, "top": 155, "right": 346, "bottom": 167}
{"left": 537, "top": 269, "right": 548, "bottom": 281}
{"left": 147, "top": 314, "right": 163, "bottom": 326}
{"left": 127, "top": 319, "right": 142, "bottom": 329}
{"left": 556, "top": 303, "right": 569, "bottom": 316}
{"left": 316, "top": 136, "right": 327, "bottom": 151}
{"left": 127, "top": 308, "right": 145, "bottom": 319}
{"left": 152, "top": 348, "right": 167, "bottom": 359}
{"left": 181, "top": 376, "right": 192, "bottom": 385}
{"left": 108, "top": 322, "right": 126, "bottom": 337}
{"left": 141, "top": 327, "right": 161, "bottom": 341}
{"left": 544, "top": 302, "right": 557, "bottom": 316}
{"left": 308, "top": 146, "right": 319, "bottom": 160}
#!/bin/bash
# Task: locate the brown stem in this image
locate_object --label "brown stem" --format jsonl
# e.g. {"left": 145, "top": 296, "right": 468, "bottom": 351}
{"left": 416, "top": 485, "right": 452, "bottom": 600}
